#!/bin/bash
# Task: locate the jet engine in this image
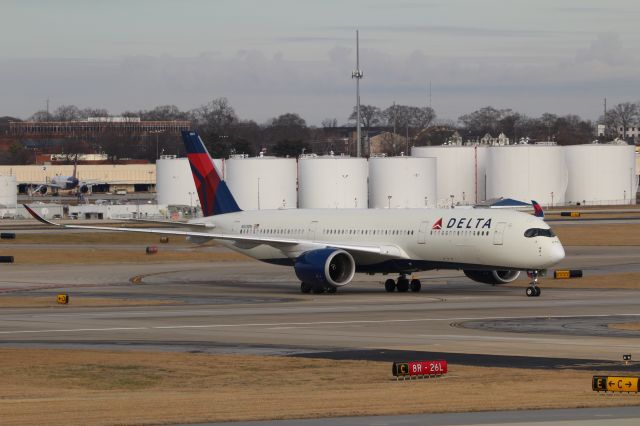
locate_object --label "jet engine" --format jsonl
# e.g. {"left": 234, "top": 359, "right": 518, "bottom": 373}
{"left": 294, "top": 248, "right": 356, "bottom": 288}
{"left": 79, "top": 185, "right": 89, "bottom": 194}
{"left": 38, "top": 186, "right": 48, "bottom": 195}
{"left": 463, "top": 270, "right": 520, "bottom": 285}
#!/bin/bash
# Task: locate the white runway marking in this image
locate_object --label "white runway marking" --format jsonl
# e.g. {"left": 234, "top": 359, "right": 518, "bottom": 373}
{"left": 1, "top": 313, "right": 640, "bottom": 335}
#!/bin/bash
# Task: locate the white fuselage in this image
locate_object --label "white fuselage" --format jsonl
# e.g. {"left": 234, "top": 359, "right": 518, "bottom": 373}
{"left": 189, "top": 208, "right": 564, "bottom": 272}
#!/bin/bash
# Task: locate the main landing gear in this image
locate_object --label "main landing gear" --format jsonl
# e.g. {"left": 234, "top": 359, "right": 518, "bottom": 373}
{"left": 300, "top": 282, "right": 337, "bottom": 294}
{"left": 526, "top": 270, "right": 541, "bottom": 297}
{"left": 385, "top": 275, "right": 421, "bottom": 293}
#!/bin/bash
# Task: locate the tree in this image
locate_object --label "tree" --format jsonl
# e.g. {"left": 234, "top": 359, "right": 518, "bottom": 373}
{"left": 53, "top": 105, "right": 82, "bottom": 121}
{"left": 607, "top": 102, "right": 638, "bottom": 140}
{"left": 381, "top": 104, "right": 436, "bottom": 132}
{"left": 79, "top": 108, "right": 109, "bottom": 119}
{"left": 321, "top": 118, "right": 338, "bottom": 128}
{"left": 263, "top": 113, "right": 309, "bottom": 146}
{"left": 458, "top": 106, "right": 509, "bottom": 137}
{"left": 271, "top": 139, "right": 310, "bottom": 157}
{"left": 29, "top": 110, "right": 51, "bottom": 122}
{"left": 190, "top": 97, "right": 238, "bottom": 135}
{"left": 349, "top": 105, "right": 381, "bottom": 129}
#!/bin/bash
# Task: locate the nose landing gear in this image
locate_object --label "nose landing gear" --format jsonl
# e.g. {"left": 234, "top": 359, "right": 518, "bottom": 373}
{"left": 526, "top": 271, "right": 541, "bottom": 297}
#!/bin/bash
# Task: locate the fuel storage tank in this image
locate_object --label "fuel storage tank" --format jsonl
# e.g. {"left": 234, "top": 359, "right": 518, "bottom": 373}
{"left": 156, "top": 156, "right": 223, "bottom": 207}
{"left": 0, "top": 175, "right": 17, "bottom": 207}
{"left": 225, "top": 155, "right": 297, "bottom": 210}
{"left": 486, "top": 144, "right": 568, "bottom": 206}
{"left": 368, "top": 156, "right": 437, "bottom": 208}
{"left": 298, "top": 155, "right": 368, "bottom": 208}
{"left": 565, "top": 143, "right": 638, "bottom": 205}
{"left": 411, "top": 145, "right": 487, "bottom": 207}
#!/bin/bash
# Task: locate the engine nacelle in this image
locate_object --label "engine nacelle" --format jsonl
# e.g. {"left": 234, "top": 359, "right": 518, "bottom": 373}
{"left": 79, "top": 185, "right": 89, "bottom": 194}
{"left": 294, "top": 248, "right": 356, "bottom": 288}
{"left": 463, "top": 270, "right": 520, "bottom": 285}
{"left": 38, "top": 186, "right": 48, "bottom": 195}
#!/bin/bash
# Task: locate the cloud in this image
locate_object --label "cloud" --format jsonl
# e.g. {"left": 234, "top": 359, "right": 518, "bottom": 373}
{"left": 1, "top": 33, "right": 639, "bottom": 125}
{"left": 575, "top": 33, "right": 630, "bottom": 66}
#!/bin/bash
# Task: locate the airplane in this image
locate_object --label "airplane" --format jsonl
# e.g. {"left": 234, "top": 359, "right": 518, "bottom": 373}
{"left": 24, "top": 130, "right": 565, "bottom": 297}
{"left": 29, "top": 158, "right": 98, "bottom": 196}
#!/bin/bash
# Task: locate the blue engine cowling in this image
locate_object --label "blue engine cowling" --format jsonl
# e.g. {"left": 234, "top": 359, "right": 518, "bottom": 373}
{"left": 294, "top": 248, "right": 356, "bottom": 287}
{"left": 463, "top": 270, "right": 520, "bottom": 285}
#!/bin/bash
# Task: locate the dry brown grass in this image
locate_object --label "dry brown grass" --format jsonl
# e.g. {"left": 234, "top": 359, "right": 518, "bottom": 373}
{"left": 3, "top": 232, "right": 191, "bottom": 245}
{"left": 553, "top": 224, "right": 640, "bottom": 246}
{"left": 609, "top": 322, "right": 640, "bottom": 331}
{"left": 1, "top": 349, "right": 637, "bottom": 426}
{"left": 0, "top": 247, "right": 248, "bottom": 265}
{"left": 507, "top": 272, "right": 640, "bottom": 289}
{"left": 0, "top": 296, "right": 182, "bottom": 308}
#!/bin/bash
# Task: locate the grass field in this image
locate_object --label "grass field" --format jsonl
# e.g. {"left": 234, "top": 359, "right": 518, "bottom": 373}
{"left": 1, "top": 349, "right": 638, "bottom": 426}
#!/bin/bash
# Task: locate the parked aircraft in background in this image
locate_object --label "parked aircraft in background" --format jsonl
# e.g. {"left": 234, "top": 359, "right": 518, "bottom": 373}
{"left": 24, "top": 131, "right": 565, "bottom": 297}
{"left": 29, "top": 159, "right": 102, "bottom": 196}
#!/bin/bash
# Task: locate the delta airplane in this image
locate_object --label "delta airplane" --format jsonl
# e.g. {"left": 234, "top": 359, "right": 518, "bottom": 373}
{"left": 30, "top": 159, "right": 97, "bottom": 196}
{"left": 24, "top": 131, "right": 565, "bottom": 297}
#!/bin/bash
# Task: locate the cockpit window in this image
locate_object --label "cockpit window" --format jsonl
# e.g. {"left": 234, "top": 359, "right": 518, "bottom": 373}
{"left": 524, "top": 228, "right": 556, "bottom": 238}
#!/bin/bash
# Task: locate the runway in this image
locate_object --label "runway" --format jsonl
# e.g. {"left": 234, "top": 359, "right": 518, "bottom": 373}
{"left": 1, "top": 248, "right": 640, "bottom": 362}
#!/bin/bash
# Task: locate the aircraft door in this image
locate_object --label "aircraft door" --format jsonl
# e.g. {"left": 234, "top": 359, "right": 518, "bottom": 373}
{"left": 418, "top": 221, "right": 428, "bottom": 244}
{"left": 493, "top": 222, "right": 506, "bottom": 245}
{"left": 307, "top": 220, "right": 319, "bottom": 241}
{"left": 232, "top": 220, "right": 240, "bottom": 234}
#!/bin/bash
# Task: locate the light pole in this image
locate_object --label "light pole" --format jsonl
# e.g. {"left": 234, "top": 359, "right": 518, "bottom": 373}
{"left": 450, "top": 194, "right": 455, "bottom": 209}
{"left": 387, "top": 195, "right": 392, "bottom": 209}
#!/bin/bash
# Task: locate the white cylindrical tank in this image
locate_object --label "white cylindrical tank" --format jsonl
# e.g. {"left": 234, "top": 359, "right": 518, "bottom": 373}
{"left": 486, "top": 144, "right": 568, "bottom": 206}
{"left": 411, "top": 145, "right": 487, "bottom": 207}
{"left": 368, "top": 156, "right": 437, "bottom": 208}
{"left": 565, "top": 143, "right": 638, "bottom": 205}
{"left": 0, "top": 175, "right": 17, "bottom": 207}
{"left": 225, "top": 156, "right": 297, "bottom": 210}
{"left": 156, "top": 156, "right": 223, "bottom": 208}
{"left": 298, "top": 155, "right": 368, "bottom": 208}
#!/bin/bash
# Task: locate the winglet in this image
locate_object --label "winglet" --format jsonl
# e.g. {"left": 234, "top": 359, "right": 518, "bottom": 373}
{"left": 23, "top": 204, "right": 61, "bottom": 226}
{"left": 531, "top": 200, "right": 544, "bottom": 218}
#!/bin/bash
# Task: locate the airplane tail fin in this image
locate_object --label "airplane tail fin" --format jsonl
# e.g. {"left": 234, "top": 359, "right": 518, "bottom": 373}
{"left": 181, "top": 130, "right": 241, "bottom": 217}
{"left": 531, "top": 200, "right": 544, "bottom": 218}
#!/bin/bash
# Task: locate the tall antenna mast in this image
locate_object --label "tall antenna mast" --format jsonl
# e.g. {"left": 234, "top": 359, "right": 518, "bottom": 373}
{"left": 603, "top": 97, "right": 607, "bottom": 139}
{"left": 352, "top": 30, "right": 364, "bottom": 157}
{"left": 428, "top": 81, "right": 432, "bottom": 108}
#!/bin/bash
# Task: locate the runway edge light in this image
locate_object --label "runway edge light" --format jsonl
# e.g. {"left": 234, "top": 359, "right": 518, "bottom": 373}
{"left": 57, "top": 294, "right": 69, "bottom": 304}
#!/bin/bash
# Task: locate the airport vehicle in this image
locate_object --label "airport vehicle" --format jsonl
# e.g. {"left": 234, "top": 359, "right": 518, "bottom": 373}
{"left": 29, "top": 158, "right": 103, "bottom": 196}
{"left": 24, "top": 131, "right": 565, "bottom": 297}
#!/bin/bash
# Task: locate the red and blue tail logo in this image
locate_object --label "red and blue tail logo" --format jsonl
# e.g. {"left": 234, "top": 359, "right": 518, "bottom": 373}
{"left": 182, "top": 131, "right": 241, "bottom": 217}
{"left": 531, "top": 200, "right": 544, "bottom": 218}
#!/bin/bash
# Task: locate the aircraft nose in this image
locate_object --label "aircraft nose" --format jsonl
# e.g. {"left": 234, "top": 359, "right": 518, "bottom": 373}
{"left": 548, "top": 242, "right": 565, "bottom": 264}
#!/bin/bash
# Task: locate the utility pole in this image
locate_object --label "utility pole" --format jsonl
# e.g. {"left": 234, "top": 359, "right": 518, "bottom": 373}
{"left": 352, "top": 30, "right": 363, "bottom": 157}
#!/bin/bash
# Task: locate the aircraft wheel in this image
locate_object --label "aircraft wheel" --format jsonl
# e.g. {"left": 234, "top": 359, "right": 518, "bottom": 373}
{"left": 534, "top": 287, "right": 541, "bottom": 297}
{"left": 312, "top": 284, "right": 325, "bottom": 294}
{"left": 384, "top": 279, "right": 396, "bottom": 292}
{"left": 410, "top": 279, "right": 422, "bottom": 292}
{"left": 397, "top": 277, "right": 409, "bottom": 292}
{"left": 526, "top": 287, "right": 536, "bottom": 297}
{"left": 300, "top": 282, "right": 312, "bottom": 294}
{"left": 326, "top": 286, "right": 337, "bottom": 294}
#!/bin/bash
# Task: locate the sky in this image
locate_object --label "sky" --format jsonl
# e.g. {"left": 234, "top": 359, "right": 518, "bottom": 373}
{"left": 1, "top": 0, "right": 639, "bottom": 125}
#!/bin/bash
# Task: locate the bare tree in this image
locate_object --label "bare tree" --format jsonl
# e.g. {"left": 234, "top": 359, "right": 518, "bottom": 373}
{"left": 53, "top": 105, "right": 82, "bottom": 121}
{"left": 607, "top": 102, "right": 638, "bottom": 140}
{"left": 349, "top": 105, "right": 381, "bottom": 129}
{"left": 321, "top": 118, "right": 338, "bottom": 128}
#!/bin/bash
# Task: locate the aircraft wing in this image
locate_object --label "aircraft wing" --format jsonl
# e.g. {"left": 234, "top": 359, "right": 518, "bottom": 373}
{"left": 23, "top": 205, "right": 408, "bottom": 259}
